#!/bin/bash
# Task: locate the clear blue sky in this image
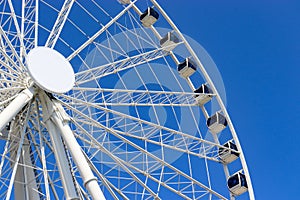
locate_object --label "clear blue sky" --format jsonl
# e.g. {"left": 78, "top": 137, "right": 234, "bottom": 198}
{"left": 158, "top": 0, "right": 299, "bottom": 199}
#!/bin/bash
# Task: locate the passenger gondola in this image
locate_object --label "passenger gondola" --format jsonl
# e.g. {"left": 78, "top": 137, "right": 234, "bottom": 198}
{"left": 160, "top": 32, "right": 179, "bottom": 52}
{"left": 140, "top": 7, "right": 159, "bottom": 27}
{"left": 177, "top": 58, "right": 197, "bottom": 78}
{"left": 218, "top": 140, "right": 240, "bottom": 164}
{"left": 193, "top": 84, "right": 213, "bottom": 105}
{"left": 206, "top": 112, "right": 227, "bottom": 133}
{"left": 227, "top": 172, "right": 248, "bottom": 196}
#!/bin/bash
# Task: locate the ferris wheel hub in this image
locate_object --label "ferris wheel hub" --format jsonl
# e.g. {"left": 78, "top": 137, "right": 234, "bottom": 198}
{"left": 26, "top": 47, "right": 75, "bottom": 94}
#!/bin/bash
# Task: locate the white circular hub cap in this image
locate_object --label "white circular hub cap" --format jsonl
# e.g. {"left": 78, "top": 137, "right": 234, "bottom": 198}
{"left": 26, "top": 47, "right": 75, "bottom": 93}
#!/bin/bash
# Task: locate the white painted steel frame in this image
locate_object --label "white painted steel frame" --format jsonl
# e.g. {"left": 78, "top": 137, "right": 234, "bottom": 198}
{"left": 0, "top": 25, "right": 27, "bottom": 72}
{"left": 67, "top": 0, "right": 137, "bottom": 61}
{"left": 59, "top": 98, "right": 227, "bottom": 199}
{"left": 8, "top": 0, "right": 27, "bottom": 59}
{"left": 57, "top": 96, "right": 234, "bottom": 162}
{"left": 45, "top": 0, "right": 75, "bottom": 48}
{"left": 60, "top": 87, "right": 211, "bottom": 107}
{"left": 0, "top": 0, "right": 254, "bottom": 199}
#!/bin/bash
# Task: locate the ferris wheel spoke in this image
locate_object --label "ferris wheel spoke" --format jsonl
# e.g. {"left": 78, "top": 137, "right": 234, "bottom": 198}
{"left": 7, "top": 0, "right": 27, "bottom": 58}
{"left": 67, "top": 1, "right": 136, "bottom": 61}
{"left": 0, "top": 81, "right": 23, "bottom": 90}
{"left": 0, "top": 44, "right": 23, "bottom": 76}
{"left": 60, "top": 102, "right": 225, "bottom": 199}
{"left": 109, "top": 128, "right": 219, "bottom": 162}
{"left": 70, "top": 114, "right": 219, "bottom": 163}
{"left": 64, "top": 107, "right": 158, "bottom": 198}
{"left": 0, "top": 86, "right": 23, "bottom": 103}
{"left": 47, "top": 178, "right": 60, "bottom": 200}
{"left": 0, "top": 27, "right": 26, "bottom": 72}
{"left": 0, "top": 67, "right": 21, "bottom": 81}
{"left": 72, "top": 120, "right": 159, "bottom": 199}
{"left": 57, "top": 107, "right": 222, "bottom": 167}
{"left": 20, "top": 0, "right": 39, "bottom": 50}
{"left": 79, "top": 133, "right": 178, "bottom": 199}
{"left": 0, "top": 52, "right": 22, "bottom": 75}
{"left": 0, "top": 86, "right": 23, "bottom": 94}
{"left": 72, "top": 114, "right": 226, "bottom": 200}
{"left": 98, "top": 19, "right": 165, "bottom": 67}
{"left": 58, "top": 98, "right": 222, "bottom": 158}
{"left": 106, "top": 133, "right": 224, "bottom": 199}
{"left": 82, "top": 150, "right": 129, "bottom": 200}
{"left": 45, "top": 0, "right": 75, "bottom": 48}
{"left": 62, "top": 87, "right": 198, "bottom": 107}
{"left": 75, "top": 48, "right": 167, "bottom": 85}
{"left": 34, "top": 0, "right": 39, "bottom": 47}
{"left": 97, "top": 107, "right": 222, "bottom": 160}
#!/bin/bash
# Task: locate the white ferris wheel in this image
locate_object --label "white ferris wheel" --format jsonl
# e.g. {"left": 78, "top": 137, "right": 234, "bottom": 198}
{"left": 0, "top": 0, "right": 254, "bottom": 199}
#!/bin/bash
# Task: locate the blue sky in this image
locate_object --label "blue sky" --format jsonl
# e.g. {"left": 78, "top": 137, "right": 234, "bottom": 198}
{"left": 158, "top": 0, "right": 299, "bottom": 199}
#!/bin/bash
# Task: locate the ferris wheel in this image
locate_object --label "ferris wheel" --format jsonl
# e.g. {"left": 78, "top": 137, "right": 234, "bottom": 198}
{"left": 0, "top": 0, "right": 254, "bottom": 199}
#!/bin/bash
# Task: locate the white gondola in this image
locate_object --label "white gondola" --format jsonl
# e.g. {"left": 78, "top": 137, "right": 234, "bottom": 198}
{"left": 177, "top": 58, "right": 197, "bottom": 78}
{"left": 227, "top": 172, "right": 248, "bottom": 196}
{"left": 140, "top": 7, "right": 159, "bottom": 27}
{"left": 160, "top": 32, "right": 179, "bottom": 52}
{"left": 218, "top": 140, "right": 239, "bottom": 164}
{"left": 193, "top": 84, "right": 213, "bottom": 105}
{"left": 118, "top": 0, "right": 131, "bottom": 4}
{"left": 206, "top": 112, "right": 227, "bottom": 134}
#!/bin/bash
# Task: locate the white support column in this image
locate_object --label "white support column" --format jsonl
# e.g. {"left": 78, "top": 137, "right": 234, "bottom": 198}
{"left": 40, "top": 94, "right": 79, "bottom": 200}
{"left": 39, "top": 92, "right": 105, "bottom": 200}
{"left": 0, "top": 87, "right": 35, "bottom": 133}
{"left": 45, "top": 119, "right": 79, "bottom": 200}
{"left": 51, "top": 115, "right": 106, "bottom": 200}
